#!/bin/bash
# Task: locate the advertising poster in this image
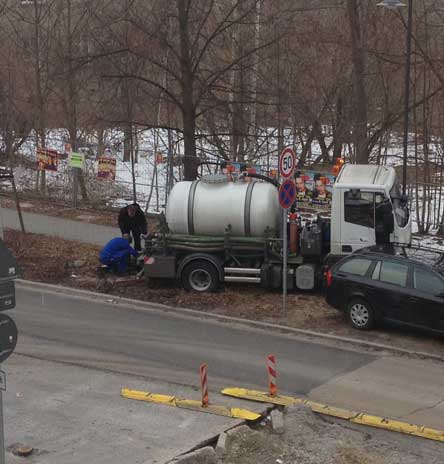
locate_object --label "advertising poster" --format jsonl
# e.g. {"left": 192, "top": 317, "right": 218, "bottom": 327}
{"left": 294, "top": 171, "right": 335, "bottom": 209}
{"left": 229, "top": 162, "right": 262, "bottom": 175}
{"left": 37, "top": 147, "right": 58, "bottom": 172}
{"left": 98, "top": 156, "right": 116, "bottom": 180}
{"left": 156, "top": 152, "right": 164, "bottom": 164}
{"left": 69, "top": 152, "right": 85, "bottom": 169}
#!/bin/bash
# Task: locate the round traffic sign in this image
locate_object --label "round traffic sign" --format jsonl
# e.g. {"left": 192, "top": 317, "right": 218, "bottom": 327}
{"left": 279, "top": 179, "right": 296, "bottom": 209}
{"left": 279, "top": 147, "right": 296, "bottom": 178}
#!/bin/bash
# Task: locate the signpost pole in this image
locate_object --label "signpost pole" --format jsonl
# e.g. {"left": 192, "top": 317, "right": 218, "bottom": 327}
{"left": 72, "top": 167, "right": 79, "bottom": 209}
{"left": 0, "top": 387, "right": 5, "bottom": 464}
{"left": 0, "top": 208, "right": 4, "bottom": 240}
{"left": 282, "top": 209, "right": 287, "bottom": 317}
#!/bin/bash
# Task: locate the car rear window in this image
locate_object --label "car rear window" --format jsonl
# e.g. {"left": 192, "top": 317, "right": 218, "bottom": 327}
{"left": 413, "top": 267, "right": 444, "bottom": 295}
{"left": 379, "top": 261, "right": 408, "bottom": 287}
{"left": 338, "top": 258, "right": 372, "bottom": 276}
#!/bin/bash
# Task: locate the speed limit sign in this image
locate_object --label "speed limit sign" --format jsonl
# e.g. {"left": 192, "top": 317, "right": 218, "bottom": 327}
{"left": 279, "top": 147, "right": 296, "bottom": 178}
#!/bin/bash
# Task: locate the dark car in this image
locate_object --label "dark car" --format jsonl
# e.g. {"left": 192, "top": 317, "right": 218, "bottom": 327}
{"left": 325, "top": 245, "right": 444, "bottom": 333}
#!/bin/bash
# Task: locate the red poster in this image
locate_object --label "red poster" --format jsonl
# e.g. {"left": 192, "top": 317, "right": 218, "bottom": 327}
{"left": 37, "top": 148, "right": 58, "bottom": 172}
{"left": 98, "top": 156, "right": 116, "bottom": 180}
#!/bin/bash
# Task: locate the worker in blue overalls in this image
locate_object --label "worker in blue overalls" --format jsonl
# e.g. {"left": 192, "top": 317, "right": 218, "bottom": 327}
{"left": 99, "top": 237, "right": 138, "bottom": 274}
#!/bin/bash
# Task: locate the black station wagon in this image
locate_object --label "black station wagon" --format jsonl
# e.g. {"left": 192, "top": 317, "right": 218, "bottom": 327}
{"left": 325, "top": 245, "right": 444, "bottom": 333}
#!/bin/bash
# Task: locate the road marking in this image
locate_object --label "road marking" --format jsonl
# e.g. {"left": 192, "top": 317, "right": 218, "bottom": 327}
{"left": 221, "top": 387, "right": 444, "bottom": 442}
{"left": 121, "top": 388, "right": 261, "bottom": 421}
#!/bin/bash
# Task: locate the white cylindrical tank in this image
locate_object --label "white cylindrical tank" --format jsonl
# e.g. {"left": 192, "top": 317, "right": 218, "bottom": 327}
{"left": 166, "top": 177, "right": 280, "bottom": 237}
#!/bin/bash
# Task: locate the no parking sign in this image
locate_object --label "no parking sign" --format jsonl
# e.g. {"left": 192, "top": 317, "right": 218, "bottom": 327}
{"left": 278, "top": 179, "right": 296, "bottom": 210}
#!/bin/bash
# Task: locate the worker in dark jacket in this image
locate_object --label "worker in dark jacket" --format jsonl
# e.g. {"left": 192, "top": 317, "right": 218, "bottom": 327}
{"left": 118, "top": 203, "right": 147, "bottom": 251}
{"left": 375, "top": 200, "right": 394, "bottom": 245}
{"left": 99, "top": 237, "right": 137, "bottom": 274}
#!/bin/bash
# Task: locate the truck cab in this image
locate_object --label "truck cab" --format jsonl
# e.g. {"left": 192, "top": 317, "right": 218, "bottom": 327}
{"left": 330, "top": 164, "right": 411, "bottom": 255}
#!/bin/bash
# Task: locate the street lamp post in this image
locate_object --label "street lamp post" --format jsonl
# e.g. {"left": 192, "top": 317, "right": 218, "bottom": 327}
{"left": 378, "top": 0, "right": 413, "bottom": 196}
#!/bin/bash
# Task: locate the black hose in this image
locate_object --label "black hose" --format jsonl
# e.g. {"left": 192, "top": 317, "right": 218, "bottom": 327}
{"left": 241, "top": 172, "right": 279, "bottom": 188}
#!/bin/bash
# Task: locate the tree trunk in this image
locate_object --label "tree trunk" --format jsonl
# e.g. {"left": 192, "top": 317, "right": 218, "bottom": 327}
{"left": 333, "top": 95, "right": 345, "bottom": 163}
{"left": 347, "top": 0, "right": 368, "bottom": 164}
{"left": 177, "top": 0, "right": 197, "bottom": 180}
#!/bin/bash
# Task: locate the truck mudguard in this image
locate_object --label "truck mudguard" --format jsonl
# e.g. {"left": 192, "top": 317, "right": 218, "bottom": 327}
{"left": 177, "top": 253, "right": 224, "bottom": 282}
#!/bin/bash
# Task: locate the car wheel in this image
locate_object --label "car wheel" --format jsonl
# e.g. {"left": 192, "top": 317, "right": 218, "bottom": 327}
{"left": 346, "top": 298, "right": 375, "bottom": 330}
{"left": 182, "top": 260, "right": 220, "bottom": 292}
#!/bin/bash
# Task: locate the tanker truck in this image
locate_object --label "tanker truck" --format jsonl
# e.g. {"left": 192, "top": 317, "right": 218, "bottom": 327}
{"left": 143, "top": 164, "right": 411, "bottom": 292}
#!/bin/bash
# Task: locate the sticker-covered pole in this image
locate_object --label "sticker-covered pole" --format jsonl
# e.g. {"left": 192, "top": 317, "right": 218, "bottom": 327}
{"left": 278, "top": 147, "right": 296, "bottom": 318}
{"left": 0, "top": 387, "right": 5, "bottom": 464}
{"left": 283, "top": 209, "right": 287, "bottom": 317}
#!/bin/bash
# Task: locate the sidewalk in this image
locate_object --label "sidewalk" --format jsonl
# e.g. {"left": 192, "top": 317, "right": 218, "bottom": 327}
{"left": 0, "top": 208, "right": 118, "bottom": 246}
{"left": 4, "top": 354, "right": 252, "bottom": 464}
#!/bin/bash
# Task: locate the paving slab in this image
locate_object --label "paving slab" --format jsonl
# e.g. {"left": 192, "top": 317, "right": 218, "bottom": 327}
{"left": 308, "top": 357, "right": 444, "bottom": 430}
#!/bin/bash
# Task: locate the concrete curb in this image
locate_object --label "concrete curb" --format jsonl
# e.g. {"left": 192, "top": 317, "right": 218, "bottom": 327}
{"left": 171, "top": 446, "right": 216, "bottom": 464}
{"left": 215, "top": 432, "right": 227, "bottom": 457}
{"left": 15, "top": 279, "right": 444, "bottom": 363}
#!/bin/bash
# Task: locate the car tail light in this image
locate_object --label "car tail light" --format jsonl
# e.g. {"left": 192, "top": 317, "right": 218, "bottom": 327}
{"left": 326, "top": 269, "right": 333, "bottom": 287}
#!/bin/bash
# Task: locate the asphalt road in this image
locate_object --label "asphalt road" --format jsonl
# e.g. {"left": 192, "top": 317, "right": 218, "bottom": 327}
{"left": 13, "top": 285, "right": 374, "bottom": 394}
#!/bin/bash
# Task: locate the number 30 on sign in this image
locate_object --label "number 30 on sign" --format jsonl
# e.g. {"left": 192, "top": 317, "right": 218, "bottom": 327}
{"left": 279, "top": 148, "right": 296, "bottom": 178}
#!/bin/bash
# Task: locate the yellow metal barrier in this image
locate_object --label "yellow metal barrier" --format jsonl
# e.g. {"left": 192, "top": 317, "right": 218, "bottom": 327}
{"left": 221, "top": 387, "right": 444, "bottom": 442}
{"left": 121, "top": 388, "right": 261, "bottom": 421}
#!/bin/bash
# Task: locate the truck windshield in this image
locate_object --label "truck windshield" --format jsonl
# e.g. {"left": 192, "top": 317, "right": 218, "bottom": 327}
{"left": 390, "top": 181, "right": 409, "bottom": 228}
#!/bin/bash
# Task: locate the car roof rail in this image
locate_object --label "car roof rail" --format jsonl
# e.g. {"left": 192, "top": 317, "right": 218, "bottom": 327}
{"left": 391, "top": 241, "right": 444, "bottom": 263}
{"left": 392, "top": 241, "right": 444, "bottom": 253}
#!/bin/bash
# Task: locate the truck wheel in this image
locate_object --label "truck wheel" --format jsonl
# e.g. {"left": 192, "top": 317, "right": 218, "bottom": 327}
{"left": 346, "top": 298, "right": 375, "bottom": 330}
{"left": 182, "top": 260, "right": 220, "bottom": 292}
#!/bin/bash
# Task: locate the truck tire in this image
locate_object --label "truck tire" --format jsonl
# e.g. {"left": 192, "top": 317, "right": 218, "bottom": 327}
{"left": 182, "top": 260, "right": 220, "bottom": 292}
{"left": 346, "top": 298, "right": 375, "bottom": 330}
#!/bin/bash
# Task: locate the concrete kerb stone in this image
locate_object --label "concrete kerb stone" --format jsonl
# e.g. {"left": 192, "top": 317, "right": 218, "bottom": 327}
{"left": 171, "top": 446, "right": 216, "bottom": 464}
{"left": 270, "top": 409, "right": 284, "bottom": 434}
{"left": 215, "top": 432, "right": 227, "bottom": 457}
{"left": 15, "top": 279, "right": 444, "bottom": 363}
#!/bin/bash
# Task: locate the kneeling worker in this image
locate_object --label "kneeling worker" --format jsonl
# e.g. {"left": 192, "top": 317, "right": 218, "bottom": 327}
{"left": 99, "top": 237, "right": 137, "bottom": 274}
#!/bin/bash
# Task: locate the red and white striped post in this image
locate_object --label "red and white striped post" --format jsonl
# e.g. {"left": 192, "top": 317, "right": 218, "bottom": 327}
{"left": 267, "top": 355, "right": 277, "bottom": 397}
{"left": 200, "top": 363, "right": 209, "bottom": 407}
